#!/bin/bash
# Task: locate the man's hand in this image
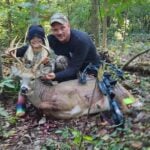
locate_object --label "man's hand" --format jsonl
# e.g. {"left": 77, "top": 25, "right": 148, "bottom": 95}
{"left": 42, "top": 72, "right": 56, "bottom": 80}
{"left": 42, "top": 57, "right": 49, "bottom": 65}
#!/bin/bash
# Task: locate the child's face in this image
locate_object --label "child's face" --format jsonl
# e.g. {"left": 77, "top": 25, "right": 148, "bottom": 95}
{"left": 30, "top": 37, "right": 43, "bottom": 49}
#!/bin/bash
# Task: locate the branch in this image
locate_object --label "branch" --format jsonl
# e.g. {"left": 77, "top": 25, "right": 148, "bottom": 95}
{"left": 123, "top": 65, "right": 150, "bottom": 75}
{"left": 122, "top": 49, "right": 150, "bottom": 70}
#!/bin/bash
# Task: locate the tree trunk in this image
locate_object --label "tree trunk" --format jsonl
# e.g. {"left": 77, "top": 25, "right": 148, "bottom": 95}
{"left": 89, "top": 0, "right": 100, "bottom": 48}
{"left": 102, "top": 0, "right": 108, "bottom": 50}
{"left": 0, "top": 55, "right": 3, "bottom": 80}
{"left": 6, "top": 0, "right": 12, "bottom": 43}
{"left": 30, "top": 0, "right": 39, "bottom": 25}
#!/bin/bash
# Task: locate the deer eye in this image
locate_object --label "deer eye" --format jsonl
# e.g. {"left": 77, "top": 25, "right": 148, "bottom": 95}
{"left": 31, "top": 78, "right": 35, "bottom": 81}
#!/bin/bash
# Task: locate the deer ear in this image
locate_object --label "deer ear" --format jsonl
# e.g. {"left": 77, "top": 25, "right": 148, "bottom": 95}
{"left": 11, "top": 66, "right": 21, "bottom": 76}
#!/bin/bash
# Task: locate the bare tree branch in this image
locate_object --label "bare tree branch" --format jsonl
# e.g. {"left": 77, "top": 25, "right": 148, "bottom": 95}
{"left": 122, "top": 49, "right": 150, "bottom": 70}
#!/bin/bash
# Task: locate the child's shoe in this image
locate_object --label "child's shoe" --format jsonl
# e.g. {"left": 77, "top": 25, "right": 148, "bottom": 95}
{"left": 16, "top": 95, "right": 26, "bottom": 117}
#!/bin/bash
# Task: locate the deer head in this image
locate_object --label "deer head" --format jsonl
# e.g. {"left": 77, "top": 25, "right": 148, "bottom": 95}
{"left": 5, "top": 37, "right": 54, "bottom": 95}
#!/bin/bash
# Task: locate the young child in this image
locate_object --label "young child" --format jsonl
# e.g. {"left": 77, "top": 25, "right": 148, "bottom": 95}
{"left": 8, "top": 25, "right": 66, "bottom": 117}
{"left": 15, "top": 25, "right": 49, "bottom": 117}
{"left": 16, "top": 25, "right": 48, "bottom": 66}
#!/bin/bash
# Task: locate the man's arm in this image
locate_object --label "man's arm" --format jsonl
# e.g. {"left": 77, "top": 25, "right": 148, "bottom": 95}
{"left": 55, "top": 42, "right": 89, "bottom": 82}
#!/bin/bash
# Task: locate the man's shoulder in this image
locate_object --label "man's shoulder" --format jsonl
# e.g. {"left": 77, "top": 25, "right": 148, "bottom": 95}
{"left": 71, "top": 29, "right": 88, "bottom": 38}
{"left": 71, "top": 29, "right": 90, "bottom": 43}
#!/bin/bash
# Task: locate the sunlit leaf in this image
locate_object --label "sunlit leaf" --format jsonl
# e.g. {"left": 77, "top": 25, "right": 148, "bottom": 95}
{"left": 83, "top": 135, "right": 94, "bottom": 141}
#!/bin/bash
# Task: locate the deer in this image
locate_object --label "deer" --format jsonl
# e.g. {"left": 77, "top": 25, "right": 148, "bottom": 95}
{"left": 3, "top": 38, "right": 142, "bottom": 120}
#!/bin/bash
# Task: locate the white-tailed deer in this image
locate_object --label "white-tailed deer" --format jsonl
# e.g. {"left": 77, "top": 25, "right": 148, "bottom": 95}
{"left": 4, "top": 38, "right": 141, "bottom": 119}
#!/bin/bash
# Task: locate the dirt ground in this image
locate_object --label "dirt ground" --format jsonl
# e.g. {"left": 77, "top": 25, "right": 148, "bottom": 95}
{"left": 0, "top": 74, "right": 149, "bottom": 150}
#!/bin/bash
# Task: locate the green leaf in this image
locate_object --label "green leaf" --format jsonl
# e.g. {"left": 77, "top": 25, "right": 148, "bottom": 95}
{"left": 3, "top": 130, "right": 16, "bottom": 138}
{"left": 18, "top": 2, "right": 32, "bottom": 8}
{"left": 55, "top": 130, "right": 63, "bottom": 134}
{"left": 0, "top": 107, "right": 9, "bottom": 117}
{"left": 123, "top": 97, "right": 135, "bottom": 105}
{"left": 41, "top": 146, "right": 47, "bottom": 150}
{"left": 4, "top": 82, "right": 15, "bottom": 88}
{"left": 83, "top": 135, "right": 93, "bottom": 141}
{"left": 71, "top": 130, "right": 81, "bottom": 137}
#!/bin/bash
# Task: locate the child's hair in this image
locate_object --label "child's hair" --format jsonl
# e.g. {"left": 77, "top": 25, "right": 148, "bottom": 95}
{"left": 27, "top": 25, "right": 45, "bottom": 42}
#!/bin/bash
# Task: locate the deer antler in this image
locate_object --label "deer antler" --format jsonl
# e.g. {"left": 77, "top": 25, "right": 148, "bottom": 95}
{"left": 23, "top": 25, "right": 29, "bottom": 45}
{"left": 5, "top": 37, "right": 23, "bottom": 65}
{"left": 32, "top": 37, "right": 53, "bottom": 73}
{"left": 40, "top": 37, "right": 52, "bottom": 55}
{"left": 8, "top": 37, "right": 22, "bottom": 54}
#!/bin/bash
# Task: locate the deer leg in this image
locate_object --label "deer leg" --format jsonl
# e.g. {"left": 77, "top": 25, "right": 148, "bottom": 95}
{"left": 16, "top": 92, "right": 26, "bottom": 117}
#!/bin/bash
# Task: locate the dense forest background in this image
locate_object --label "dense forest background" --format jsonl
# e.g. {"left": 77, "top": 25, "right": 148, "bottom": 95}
{"left": 0, "top": 0, "right": 150, "bottom": 149}
{"left": 0, "top": 0, "right": 149, "bottom": 49}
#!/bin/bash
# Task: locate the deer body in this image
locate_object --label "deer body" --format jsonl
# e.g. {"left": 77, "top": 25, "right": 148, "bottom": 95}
{"left": 28, "top": 78, "right": 110, "bottom": 119}
{"left": 25, "top": 77, "right": 134, "bottom": 119}
{"left": 8, "top": 50, "right": 138, "bottom": 119}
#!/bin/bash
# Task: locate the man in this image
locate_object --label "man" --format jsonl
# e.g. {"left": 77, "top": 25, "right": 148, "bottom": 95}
{"left": 45, "top": 13, "right": 100, "bottom": 82}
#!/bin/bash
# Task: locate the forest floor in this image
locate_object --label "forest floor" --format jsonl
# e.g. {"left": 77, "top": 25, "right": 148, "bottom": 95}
{"left": 0, "top": 37, "right": 150, "bottom": 150}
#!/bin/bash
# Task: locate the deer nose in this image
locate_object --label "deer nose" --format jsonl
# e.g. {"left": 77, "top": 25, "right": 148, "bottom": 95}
{"left": 21, "top": 86, "right": 28, "bottom": 95}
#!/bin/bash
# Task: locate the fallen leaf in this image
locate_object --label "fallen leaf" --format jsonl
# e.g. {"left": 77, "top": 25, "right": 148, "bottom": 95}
{"left": 98, "top": 129, "right": 107, "bottom": 136}
{"left": 131, "top": 141, "right": 142, "bottom": 149}
{"left": 101, "top": 134, "right": 110, "bottom": 141}
{"left": 38, "top": 117, "right": 46, "bottom": 125}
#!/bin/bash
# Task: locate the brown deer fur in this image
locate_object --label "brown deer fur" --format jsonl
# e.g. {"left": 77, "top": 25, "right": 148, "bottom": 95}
{"left": 26, "top": 77, "right": 137, "bottom": 119}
